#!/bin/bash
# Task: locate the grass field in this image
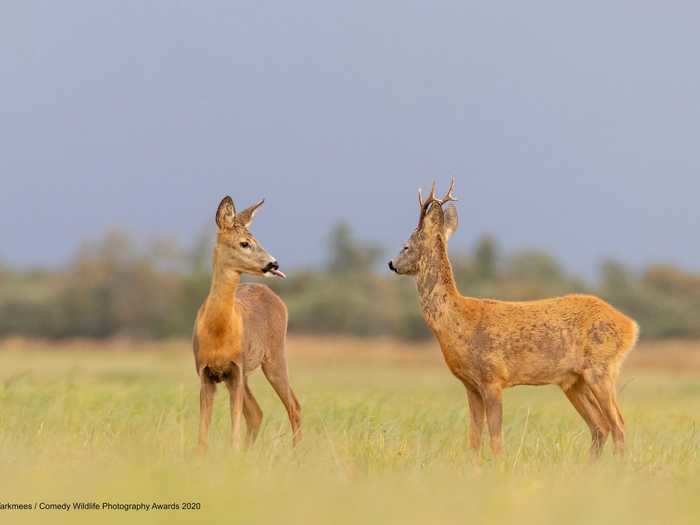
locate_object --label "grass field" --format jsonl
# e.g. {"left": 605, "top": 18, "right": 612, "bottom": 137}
{"left": 0, "top": 337, "right": 698, "bottom": 524}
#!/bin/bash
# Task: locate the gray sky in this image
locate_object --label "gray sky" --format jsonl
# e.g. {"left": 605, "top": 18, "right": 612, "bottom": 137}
{"left": 2, "top": 1, "right": 699, "bottom": 277}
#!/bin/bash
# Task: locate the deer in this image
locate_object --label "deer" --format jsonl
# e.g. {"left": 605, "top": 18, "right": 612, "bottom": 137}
{"left": 388, "top": 179, "right": 639, "bottom": 459}
{"left": 193, "top": 195, "right": 301, "bottom": 453}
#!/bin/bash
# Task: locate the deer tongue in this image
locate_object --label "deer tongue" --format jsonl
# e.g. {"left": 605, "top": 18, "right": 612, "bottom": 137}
{"left": 268, "top": 268, "right": 286, "bottom": 279}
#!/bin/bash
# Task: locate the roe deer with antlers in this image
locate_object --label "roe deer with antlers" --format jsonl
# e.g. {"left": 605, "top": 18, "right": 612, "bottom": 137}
{"left": 388, "top": 179, "right": 638, "bottom": 458}
{"left": 193, "top": 196, "right": 301, "bottom": 453}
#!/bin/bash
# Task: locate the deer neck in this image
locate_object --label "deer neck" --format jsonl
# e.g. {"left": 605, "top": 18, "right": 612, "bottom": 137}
{"left": 203, "top": 252, "right": 241, "bottom": 331}
{"left": 415, "top": 234, "right": 464, "bottom": 331}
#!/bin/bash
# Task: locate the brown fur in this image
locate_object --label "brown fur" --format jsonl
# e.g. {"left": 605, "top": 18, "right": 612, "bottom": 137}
{"left": 193, "top": 196, "right": 301, "bottom": 453}
{"left": 390, "top": 182, "right": 638, "bottom": 458}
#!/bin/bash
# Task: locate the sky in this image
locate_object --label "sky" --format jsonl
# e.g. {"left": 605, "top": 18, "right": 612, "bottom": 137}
{"left": 1, "top": 1, "right": 699, "bottom": 277}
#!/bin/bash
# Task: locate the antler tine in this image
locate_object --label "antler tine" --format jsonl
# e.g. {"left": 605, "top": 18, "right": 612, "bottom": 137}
{"left": 428, "top": 180, "right": 437, "bottom": 202}
{"left": 418, "top": 181, "right": 438, "bottom": 208}
{"left": 438, "top": 177, "right": 458, "bottom": 204}
{"left": 417, "top": 181, "right": 440, "bottom": 229}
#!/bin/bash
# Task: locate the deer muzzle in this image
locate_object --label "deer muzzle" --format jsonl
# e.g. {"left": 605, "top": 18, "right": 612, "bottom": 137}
{"left": 262, "top": 260, "right": 286, "bottom": 279}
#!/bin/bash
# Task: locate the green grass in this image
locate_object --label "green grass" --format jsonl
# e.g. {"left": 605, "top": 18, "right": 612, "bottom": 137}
{"left": 0, "top": 343, "right": 698, "bottom": 524}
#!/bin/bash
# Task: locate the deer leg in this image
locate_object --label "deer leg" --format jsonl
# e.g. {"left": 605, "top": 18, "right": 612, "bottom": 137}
{"left": 562, "top": 380, "right": 609, "bottom": 459}
{"left": 611, "top": 379, "right": 626, "bottom": 432}
{"left": 482, "top": 385, "right": 503, "bottom": 456}
{"left": 224, "top": 363, "right": 245, "bottom": 451}
{"left": 582, "top": 383, "right": 611, "bottom": 453}
{"left": 613, "top": 397, "right": 625, "bottom": 432}
{"left": 243, "top": 382, "right": 263, "bottom": 447}
{"left": 262, "top": 358, "right": 302, "bottom": 446}
{"left": 197, "top": 372, "right": 216, "bottom": 454}
{"left": 584, "top": 370, "right": 625, "bottom": 456}
{"left": 464, "top": 384, "right": 485, "bottom": 451}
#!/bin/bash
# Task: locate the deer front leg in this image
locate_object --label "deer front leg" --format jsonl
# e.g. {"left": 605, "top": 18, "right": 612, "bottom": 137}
{"left": 483, "top": 384, "right": 504, "bottom": 456}
{"left": 225, "top": 364, "right": 245, "bottom": 451}
{"left": 464, "top": 385, "right": 485, "bottom": 451}
{"left": 197, "top": 373, "right": 216, "bottom": 454}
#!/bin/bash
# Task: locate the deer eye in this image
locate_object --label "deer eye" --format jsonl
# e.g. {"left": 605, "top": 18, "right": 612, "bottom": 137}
{"left": 240, "top": 241, "right": 250, "bottom": 248}
{"left": 402, "top": 246, "right": 408, "bottom": 252}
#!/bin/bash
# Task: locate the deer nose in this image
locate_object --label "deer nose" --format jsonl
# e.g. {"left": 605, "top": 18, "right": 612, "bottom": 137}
{"left": 388, "top": 261, "right": 397, "bottom": 273}
{"left": 263, "top": 261, "right": 279, "bottom": 273}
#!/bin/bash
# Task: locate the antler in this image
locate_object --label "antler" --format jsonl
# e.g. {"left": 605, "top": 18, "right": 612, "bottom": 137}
{"left": 417, "top": 181, "right": 438, "bottom": 229}
{"left": 417, "top": 178, "right": 457, "bottom": 229}
{"left": 438, "top": 177, "right": 458, "bottom": 206}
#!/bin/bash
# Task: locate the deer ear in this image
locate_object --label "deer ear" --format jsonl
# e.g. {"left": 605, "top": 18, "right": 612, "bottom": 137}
{"left": 443, "top": 205, "right": 459, "bottom": 241}
{"left": 215, "top": 196, "right": 236, "bottom": 230}
{"left": 236, "top": 199, "right": 265, "bottom": 229}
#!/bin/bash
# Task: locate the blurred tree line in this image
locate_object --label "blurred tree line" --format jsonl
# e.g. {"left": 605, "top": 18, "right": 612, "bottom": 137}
{"left": 1, "top": 224, "right": 699, "bottom": 341}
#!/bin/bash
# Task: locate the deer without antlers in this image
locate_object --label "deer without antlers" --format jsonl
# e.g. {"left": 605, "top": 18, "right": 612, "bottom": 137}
{"left": 389, "top": 179, "right": 638, "bottom": 458}
{"left": 193, "top": 196, "right": 301, "bottom": 453}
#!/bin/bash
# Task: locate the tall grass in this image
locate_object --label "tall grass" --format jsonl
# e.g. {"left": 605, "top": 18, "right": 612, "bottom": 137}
{"left": 0, "top": 339, "right": 698, "bottom": 524}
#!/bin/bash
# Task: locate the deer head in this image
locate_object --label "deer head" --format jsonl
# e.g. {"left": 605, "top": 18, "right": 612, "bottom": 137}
{"left": 388, "top": 178, "right": 459, "bottom": 275}
{"left": 213, "top": 196, "right": 286, "bottom": 278}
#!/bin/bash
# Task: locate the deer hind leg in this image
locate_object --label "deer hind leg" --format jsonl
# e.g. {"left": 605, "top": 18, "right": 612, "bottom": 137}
{"left": 464, "top": 384, "right": 485, "bottom": 451}
{"left": 610, "top": 377, "right": 625, "bottom": 433}
{"left": 614, "top": 397, "right": 625, "bottom": 432}
{"left": 562, "top": 379, "right": 609, "bottom": 459}
{"left": 262, "top": 356, "right": 302, "bottom": 446}
{"left": 482, "top": 384, "right": 503, "bottom": 456}
{"left": 243, "top": 382, "right": 263, "bottom": 447}
{"left": 197, "top": 372, "right": 217, "bottom": 454}
{"left": 584, "top": 369, "right": 625, "bottom": 456}
{"left": 581, "top": 383, "right": 612, "bottom": 454}
{"left": 224, "top": 363, "right": 245, "bottom": 451}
